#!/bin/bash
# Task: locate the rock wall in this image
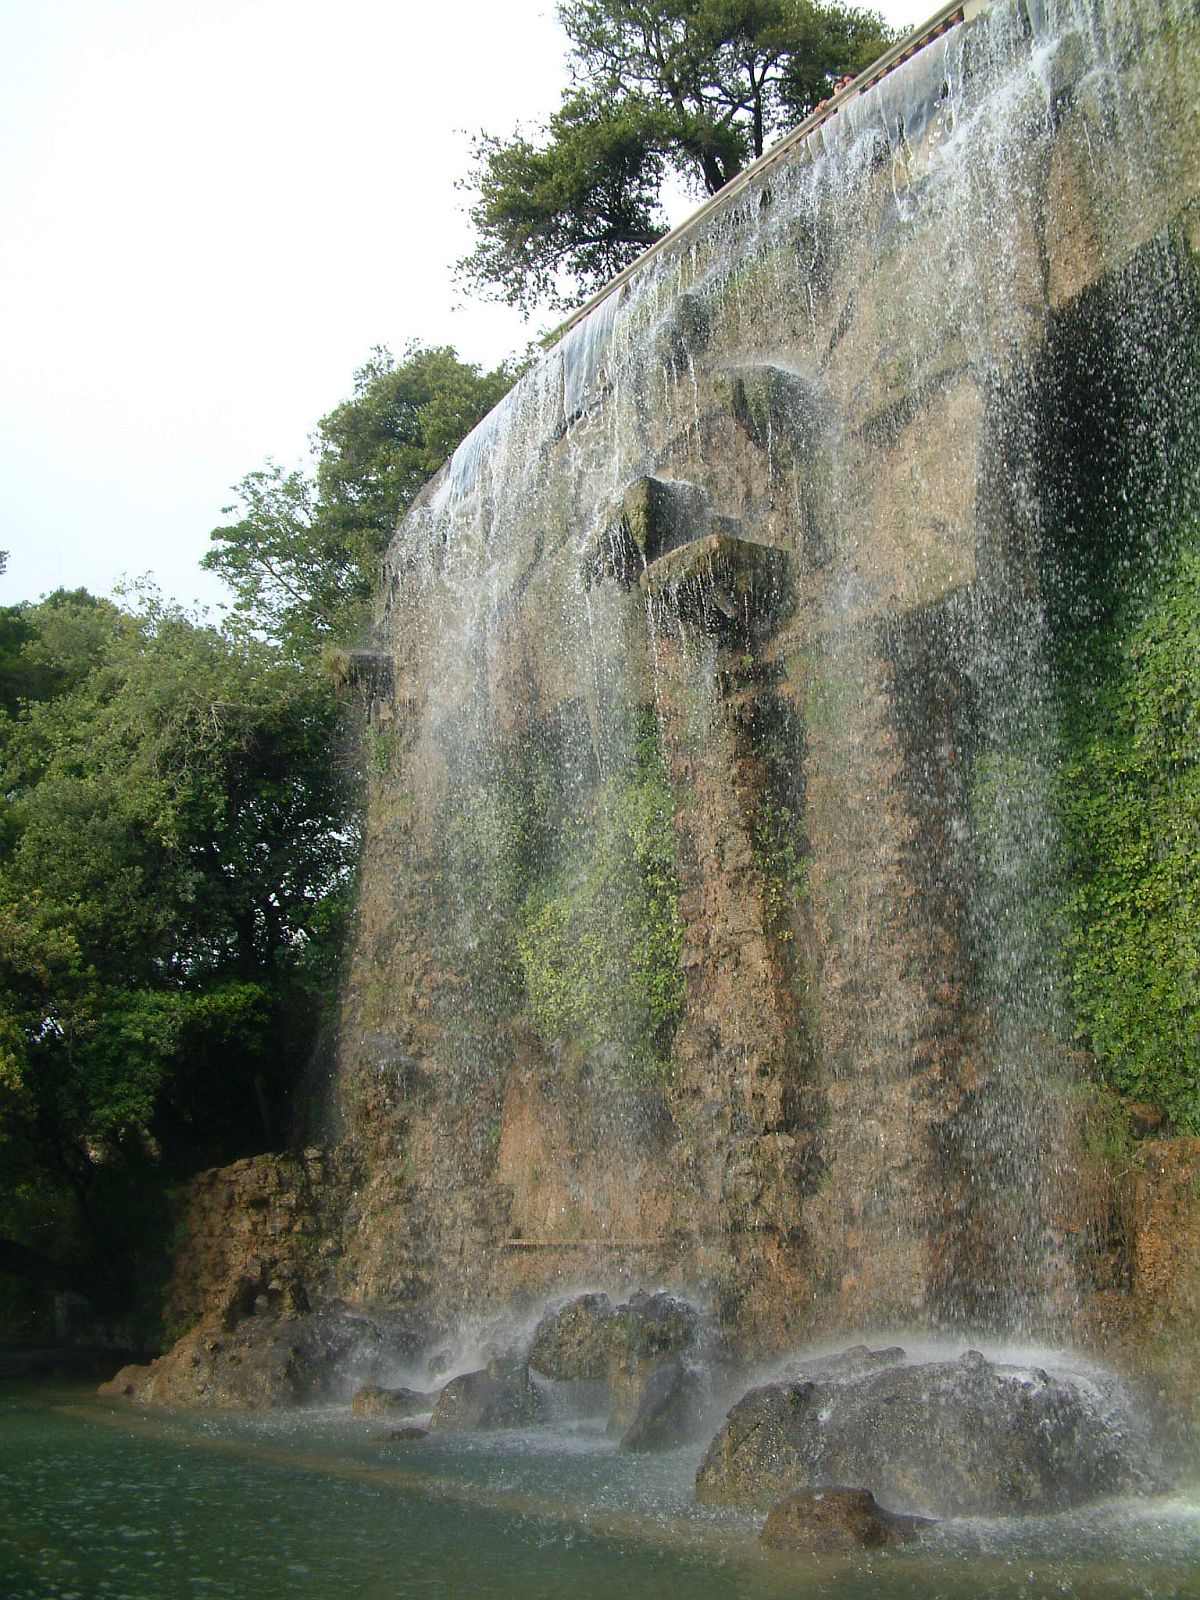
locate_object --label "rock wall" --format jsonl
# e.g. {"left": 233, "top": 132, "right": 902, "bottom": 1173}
{"left": 165, "top": 0, "right": 1200, "bottom": 1388}
{"left": 163, "top": 1149, "right": 347, "bottom": 1339}
{"left": 319, "top": 0, "right": 1200, "bottom": 1362}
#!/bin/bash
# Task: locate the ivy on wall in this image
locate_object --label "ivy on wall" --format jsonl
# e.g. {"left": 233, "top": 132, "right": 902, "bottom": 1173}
{"left": 1060, "top": 521, "right": 1200, "bottom": 1132}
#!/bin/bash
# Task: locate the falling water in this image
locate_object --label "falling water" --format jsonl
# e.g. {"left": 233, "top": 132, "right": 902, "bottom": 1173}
{"left": 333, "top": 0, "right": 1200, "bottom": 1360}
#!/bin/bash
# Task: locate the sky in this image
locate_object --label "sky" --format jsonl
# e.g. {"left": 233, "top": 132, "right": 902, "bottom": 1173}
{"left": 0, "top": 0, "right": 933, "bottom": 614}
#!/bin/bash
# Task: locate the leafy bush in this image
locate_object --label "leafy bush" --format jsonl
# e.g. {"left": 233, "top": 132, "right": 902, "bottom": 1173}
{"left": 1060, "top": 526, "right": 1200, "bottom": 1131}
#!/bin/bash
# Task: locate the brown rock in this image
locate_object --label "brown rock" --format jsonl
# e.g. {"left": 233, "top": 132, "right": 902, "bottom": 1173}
{"left": 428, "top": 1361, "right": 545, "bottom": 1432}
{"left": 761, "top": 1487, "right": 932, "bottom": 1552}
{"left": 97, "top": 1364, "right": 149, "bottom": 1400}
{"left": 527, "top": 1293, "right": 617, "bottom": 1381}
{"left": 618, "top": 1355, "right": 704, "bottom": 1452}
{"left": 352, "top": 1383, "right": 436, "bottom": 1419}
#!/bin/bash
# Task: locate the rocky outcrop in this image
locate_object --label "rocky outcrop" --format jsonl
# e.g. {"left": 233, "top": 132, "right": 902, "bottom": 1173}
{"left": 428, "top": 1358, "right": 545, "bottom": 1432}
{"left": 760, "top": 1487, "right": 932, "bottom": 1552}
{"left": 99, "top": 1300, "right": 415, "bottom": 1411}
{"left": 526, "top": 1290, "right": 703, "bottom": 1445}
{"left": 162, "top": 1149, "right": 347, "bottom": 1340}
{"left": 695, "top": 1348, "right": 1160, "bottom": 1517}
{"left": 352, "top": 1383, "right": 436, "bottom": 1419}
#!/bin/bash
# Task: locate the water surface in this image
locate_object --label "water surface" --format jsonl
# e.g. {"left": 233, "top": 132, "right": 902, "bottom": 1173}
{"left": 3, "top": 1384, "right": 1199, "bottom": 1599}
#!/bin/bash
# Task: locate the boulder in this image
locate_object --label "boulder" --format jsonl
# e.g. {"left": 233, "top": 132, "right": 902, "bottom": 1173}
{"left": 97, "top": 1301, "right": 411, "bottom": 1411}
{"left": 351, "top": 1384, "right": 436, "bottom": 1419}
{"left": 528, "top": 1290, "right": 703, "bottom": 1434}
{"left": 97, "top": 1364, "right": 145, "bottom": 1399}
{"left": 696, "top": 1348, "right": 1160, "bottom": 1517}
{"left": 760, "top": 1487, "right": 932, "bottom": 1552}
{"left": 618, "top": 1355, "right": 705, "bottom": 1453}
{"left": 428, "top": 1358, "right": 545, "bottom": 1433}
{"left": 606, "top": 1292, "right": 702, "bottom": 1436}
{"left": 527, "top": 1293, "right": 618, "bottom": 1381}
{"left": 382, "top": 1425, "right": 428, "bottom": 1443}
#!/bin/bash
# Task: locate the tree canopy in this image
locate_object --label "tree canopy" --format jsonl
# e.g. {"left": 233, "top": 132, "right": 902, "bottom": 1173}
{"left": 204, "top": 344, "right": 517, "bottom": 654}
{"left": 459, "top": 0, "right": 892, "bottom": 310}
{"left": 0, "top": 589, "right": 355, "bottom": 1320}
{"left": 0, "top": 343, "right": 516, "bottom": 1335}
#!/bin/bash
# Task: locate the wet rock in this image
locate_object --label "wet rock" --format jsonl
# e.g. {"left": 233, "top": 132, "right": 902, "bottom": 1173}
{"left": 618, "top": 1355, "right": 704, "bottom": 1453}
{"left": 97, "top": 1365, "right": 144, "bottom": 1399}
{"left": 98, "top": 1301, "right": 413, "bottom": 1411}
{"left": 606, "top": 1291, "right": 704, "bottom": 1436}
{"left": 717, "top": 364, "right": 826, "bottom": 457}
{"left": 382, "top": 1424, "right": 428, "bottom": 1443}
{"left": 639, "top": 534, "right": 792, "bottom": 636}
{"left": 528, "top": 1286, "right": 620, "bottom": 1376}
{"left": 527, "top": 1290, "right": 704, "bottom": 1436}
{"left": 587, "top": 477, "right": 713, "bottom": 585}
{"left": 695, "top": 1348, "right": 1160, "bottom": 1517}
{"left": 760, "top": 1487, "right": 933, "bottom": 1552}
{"left": 352, "top": 1384, "right": 436, "bottom": 1419}
{"left": 528, "top": 1289, "right": 698, "bottom": 1387}
{"left": 528, "top": 1292, "right": 618, "bottom": 1381}
{"left": 428, "top": 1358, "right": 545, "bottom": 1432}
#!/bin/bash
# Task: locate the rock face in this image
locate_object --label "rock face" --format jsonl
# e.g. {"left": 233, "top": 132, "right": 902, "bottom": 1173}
{"left": 321, "top": 0, "right": 1200, "bottom": 1391}
{"left": 162, "top": 1149, "right": 346, "bottom": 1340}
{"left": 428, "top": 1359, "right": 545, "bottom": 1432}
{"left": 760, "top": 1487, "right": 932, "bottom": 1552}
{"left": 100, "top": 1301, "right": 418, "bottom": 1411}
{"left": 352, "top": 1384, "right": 435, "bottom": 1419}
{"left": 526, "top": 1291, "right": 703, "bottom": 1445}
{"left": 696, "top": 1349, "right": 1160, "bottom": 1517}
{"left": 114, "top": 0, "right": 1200, "bottom": 1428}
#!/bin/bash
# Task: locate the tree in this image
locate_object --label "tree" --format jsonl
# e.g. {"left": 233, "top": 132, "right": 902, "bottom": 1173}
{"left": 204, "top": 344, "right": 517, "bottom": 654}
{"left": 0, "top": 589, "right": 356, "bottom": 1317}
{"left": 459, "top": 0, "right": 892, "bottom": 310}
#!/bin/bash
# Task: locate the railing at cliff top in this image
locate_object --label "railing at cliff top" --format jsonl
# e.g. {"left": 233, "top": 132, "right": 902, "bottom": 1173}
{"left": 551, "top": 0, "right": 990, "bottom": 345}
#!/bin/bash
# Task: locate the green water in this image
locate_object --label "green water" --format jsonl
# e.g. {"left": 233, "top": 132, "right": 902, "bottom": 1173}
{"left": 2, "top": 1385, "right": 1200, "bottom": 1599}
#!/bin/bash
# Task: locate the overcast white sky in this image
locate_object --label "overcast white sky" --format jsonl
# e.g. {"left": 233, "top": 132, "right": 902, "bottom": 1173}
{"left": 0, "top": 0, "right": 932, "bottom": 613}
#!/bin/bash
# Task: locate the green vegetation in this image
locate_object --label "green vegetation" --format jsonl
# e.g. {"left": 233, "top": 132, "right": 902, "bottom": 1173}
{"left": 0, "top": 589, "right": 353, "bottom": 1324}
{"left": 0, "top": 345, "right": 515, "bottom": 1334}
{"left": 1059, "top": 522, "right": 1200, "bottom": 1132}
{"left": 516, "top": 713, "right": 684, "bottom": 1079}
{"left": 459, "top": 0, "right": 892, "bottom": 310}
{"left": 204, "top": 345, "right": 516, "bottom": 655}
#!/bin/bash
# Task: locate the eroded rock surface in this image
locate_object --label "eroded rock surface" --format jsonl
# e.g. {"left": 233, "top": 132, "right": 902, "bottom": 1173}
{"left": 352, "top": 1383, "right": 436, "bottom": 1419}
{"left": 99, "top": 1301, "right": 416, "bottom": 1411}
{"left": 428, "top": 1358, "right": 545, "bottom": 1432}
{"left": 760, "top": 1487, "right": 932, "bottom": 1552}
{"left": 696, "top": 1348, "right": 1160, "bottom": 1517}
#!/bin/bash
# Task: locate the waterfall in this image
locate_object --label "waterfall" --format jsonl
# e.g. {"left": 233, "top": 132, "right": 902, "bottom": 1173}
{"left": 333, "top": 0, "right": 1200, "bottom": 1354}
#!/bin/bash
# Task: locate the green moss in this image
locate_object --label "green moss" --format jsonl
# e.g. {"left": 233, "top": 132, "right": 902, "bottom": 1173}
{"left": 1074, "top": 1082, "right": 1136, "bottom": 1166}
{"left": 516, "top": 711, "right": 684, "bottom": 1081}
{"left": 366, "top": 722, "right": 398, "bottom": 776}
{"left": 1057, "top": 523, "right": 1200, "bottom": 1133}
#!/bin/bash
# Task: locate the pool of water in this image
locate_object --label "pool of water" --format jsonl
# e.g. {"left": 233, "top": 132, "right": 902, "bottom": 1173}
{"left": 2, "top": 1383, "right": 1199, "bottom": 1599}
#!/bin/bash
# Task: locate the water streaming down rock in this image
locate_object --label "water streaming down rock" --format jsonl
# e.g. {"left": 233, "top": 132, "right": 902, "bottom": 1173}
{"left": 294, "top": 0, "right": 1200, "bottom": 1472}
